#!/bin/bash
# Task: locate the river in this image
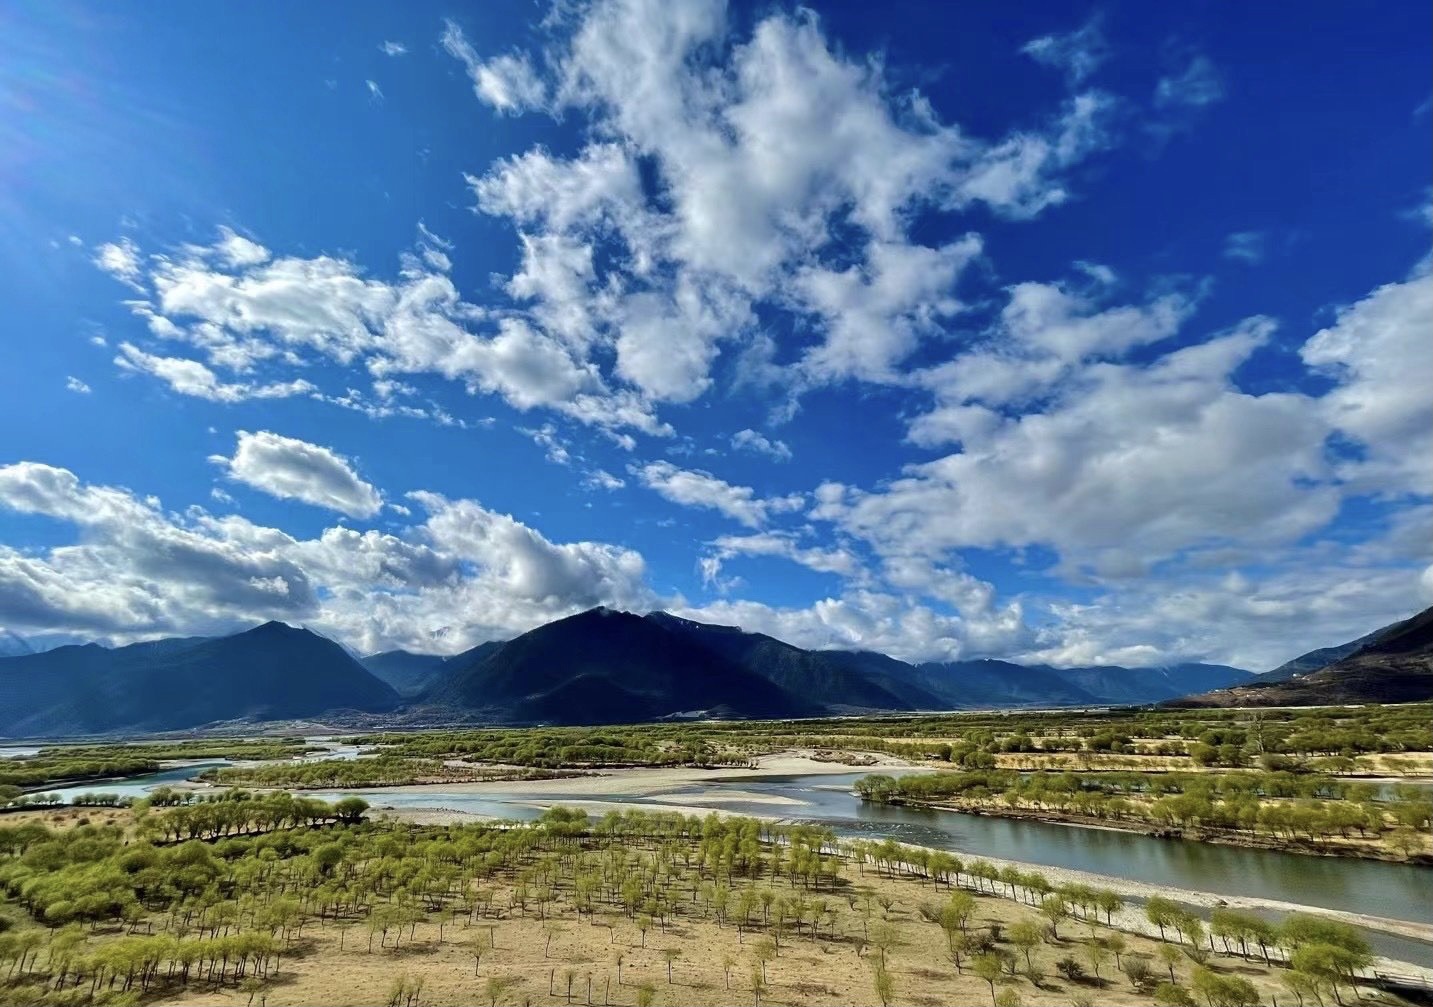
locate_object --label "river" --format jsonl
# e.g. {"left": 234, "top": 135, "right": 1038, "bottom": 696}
{"left": 315, "top": 770, "right": 1433, "bottom": 966}
{"left": 28, "top": 762, "right": 1433, "bottom": 966}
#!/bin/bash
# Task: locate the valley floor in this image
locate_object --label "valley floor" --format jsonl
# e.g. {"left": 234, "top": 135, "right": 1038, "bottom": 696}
{"left": 375, "top": 799, "right": 1433, "bottom": 956}
{"left": 140, "top": 844, "right": 1350, "bottom": 1007}
{"left": 318, "top": 749, "right": 1432, "bottom": 864}
{"left": 332, "top": 754, "right": 1433, "bottom": 954}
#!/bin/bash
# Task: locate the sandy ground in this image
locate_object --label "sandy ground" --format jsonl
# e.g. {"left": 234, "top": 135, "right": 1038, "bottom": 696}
{"left": 381, "top": 801, "right": 1433, "bottom": 977}
{"left": 361, "top": 753, "right": 916, "bottom": 799}
{"left": 409, "top": 756, "right": 905, "bottom": 796}
{"left": 148, "top": 842, "right": 1315, "bottom": 1007}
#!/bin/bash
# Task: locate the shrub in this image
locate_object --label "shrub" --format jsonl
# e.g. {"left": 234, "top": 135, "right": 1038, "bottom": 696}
{"left": 1123, "top": 957, "right": 1153, "bottom": 990}
{"left": 1154, "top": 981, "right": 1196, "bottom": 1006}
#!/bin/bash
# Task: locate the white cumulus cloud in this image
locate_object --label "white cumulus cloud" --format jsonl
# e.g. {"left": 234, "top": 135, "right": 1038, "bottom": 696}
{"left": 211, "top": 430, "right": 384, "bottom": 518}
{"left": 730, "top": 429, "right": 791, "bottom": 462}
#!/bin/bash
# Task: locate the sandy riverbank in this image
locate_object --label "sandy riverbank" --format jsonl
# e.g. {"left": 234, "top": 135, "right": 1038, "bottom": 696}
{"left": 362, "top": 752, "right": 917, "bottom": 799}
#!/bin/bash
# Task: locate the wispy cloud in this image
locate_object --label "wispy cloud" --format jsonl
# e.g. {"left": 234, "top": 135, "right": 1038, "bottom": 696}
{"left": 1223, "top": 230, "right": 1266, "bottom": 264}
{"left": 1155, "top": 53, "right": 1224, "bottom": 109}
{"left": 1021, "top": 16, "right": 1109, "bottom": 85}
{"left": 635, "top": 461, "right": 803, "bottom": 529}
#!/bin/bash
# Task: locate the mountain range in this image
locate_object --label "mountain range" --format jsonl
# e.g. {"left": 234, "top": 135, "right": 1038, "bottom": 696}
{"left": 1169, "top": 606, "right": 1433, "bottom": 707}
{"left": 2, "top": 605, "right": 1427, "bottom": 737}
{"left": 1259, "top": 622, "right": 1396, "bottom": 683}
{"left": 0, "top": 622, "right": 399, "bottom": 737}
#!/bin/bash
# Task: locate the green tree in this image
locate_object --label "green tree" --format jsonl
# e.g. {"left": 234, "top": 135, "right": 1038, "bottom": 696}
{"left": 1190, "top": 966, "right": 1259, "bottom": 1007}
{"left": 1146, "top": 896, "right": 1180, "bottom": 942}
{"left": 753, "top": 937, "right": 777, "bottom": 982}
{"left": 1157, "top": 943, "right": 1183, "bottom": 982}
{"left": 1154, "top": 981, "right": 1196, "bottom": 1007}
{"left": 1009, "top": 920, "right": 1042, "bottom": 970}
{"left": 1040, "top": 895, "right": 1070, "bottom": 938}
{"left": 1084, "top": 940, "right": 1110, "bottom": 979}
{"left": 872, "top": 962, "right": 895, "bottom": 1007}
{"left": 972, "top": 953, "right": 1004, "bottom": 1005}
{"left": 994, "top": 988, "right": 1023, "bottom": 1007}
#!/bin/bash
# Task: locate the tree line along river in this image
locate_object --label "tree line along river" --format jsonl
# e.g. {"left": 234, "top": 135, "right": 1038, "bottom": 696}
{"left": 28, "top": 761, "right": 1433, "bottom": 967}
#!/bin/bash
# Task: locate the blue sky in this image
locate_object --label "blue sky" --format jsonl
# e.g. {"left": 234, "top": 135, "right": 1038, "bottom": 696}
{"left": 0, "top": 0, "right": 1429, "bottom": 669}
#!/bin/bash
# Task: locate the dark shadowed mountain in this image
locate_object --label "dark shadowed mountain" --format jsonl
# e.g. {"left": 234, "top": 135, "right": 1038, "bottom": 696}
{"left": 420, "top": 607, "right": 816, "bottom": 724}
{"left": 1, "top": 607, "right": 1274, "bottom": 735}
{"left": 360, "top": 641, "right": 503, "bottom": 697}
{"left": 642, "top": 612, "right": 943, "bottom": 710}
{"left": 1170, "top": 606, "right": 1433, "bottom": 708}
{"left": 415, "top": 609, "right": 1253, "bottom": 720}
{"left": 0, "top": 622, "right": 400, "bottom": 737}
{"left": 1261, "top": 623, "right": 1394, "bottom": 682}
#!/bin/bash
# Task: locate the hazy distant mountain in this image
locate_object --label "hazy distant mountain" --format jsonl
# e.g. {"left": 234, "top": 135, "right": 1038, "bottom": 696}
{"left": 1053, "top": 663, "right": 1255, "bottom": 705}
{"left": 1261, "top": 623, "right": 1393, "bottom": 682}
{"left": 1171, "top": 606, "right": 1433, "bottom": 708}
{"left": 0, "top": 630, "right": 32, "bottom": 659}
{"left": 360, "top": 651, "right": 449, "bottom": 697}
{"left": 910, "top": 659, "right": 1100, "bottom": 707}
{"left": 360, "top": 641, "right": 503, "bottom": 697}
{"left": 867, "top": 658, "right": 1252, "bottom": 709}
{"left": 0, "top": 621, "right": 400, "bottom": 737}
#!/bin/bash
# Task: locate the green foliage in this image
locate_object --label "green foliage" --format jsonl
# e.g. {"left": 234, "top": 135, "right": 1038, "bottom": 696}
{"left": 852, "top": 764, "right": 1411, "bottom": 848}
{"left": 0, "top": 784, "right": 1396, "bottom": 1007}
{"left": 0, "top": 740, "right": 310, "bottom": 792}
{"left": 1190, "top": 966, "right": 1260, "bottom": 1007}
{"left": 1154, "top": 980, "right": 1196, "bottom": 1006}
{"left": 200, "top": 755, "right": 580, "bottom": 790}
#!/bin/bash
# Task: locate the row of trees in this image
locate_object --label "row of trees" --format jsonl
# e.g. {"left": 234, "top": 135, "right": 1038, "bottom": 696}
{"left": 695, "top": 702, "right": 1433, "bottom": 758}
{"left": 855, "top": 769, "right": 1431, "bottom": 857}
{"left": 332, "top": 702, "right": 1432, "bottom": 777}
{"left": 138, "top": 791, "right": 371, "bottom": 842}
{"left": 344, "top": 729, "right": 751, "bottom": 770}
{"left": 1, "top": 739, "right": 311, "bottom": 793}
{"left": 198, "top": 756, "right": 578, "bottom": 790}
{"left": 1142, "top": 898, "right": 1375, "bottom": 1007}
{"left": 1, "top": 795, "right": 1396, "bottom": 1007}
